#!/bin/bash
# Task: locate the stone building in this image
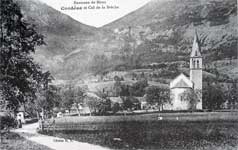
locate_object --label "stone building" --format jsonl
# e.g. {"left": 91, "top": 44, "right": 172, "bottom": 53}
{"left": 166, "top": 31, "right": 203, "bottom": 110}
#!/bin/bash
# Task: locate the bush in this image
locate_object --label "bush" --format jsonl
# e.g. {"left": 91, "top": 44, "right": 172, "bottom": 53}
{"left": 0, "top": 112, "right": 17, "bottom": 130}
{"left": 122, "top": 97, "right": 134, "bottom": 110}
{"left": 112, "top": 103, "right": 120, "bottom": 114}
{"left": 129, "top": 79, "right": 148, "bottom": 97}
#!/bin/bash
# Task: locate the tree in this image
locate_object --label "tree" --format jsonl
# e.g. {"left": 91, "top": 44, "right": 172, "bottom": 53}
{"left": 60, "top": 87, "right": 75, "bottom": 112}
{"left": 96, "top": 89, "right": 108, "bottom": 99}
{"left": 85, "top": 96, "right": 100, "bottom": 116}
{"left": 97, "top": 99, "right": 112, "bottom": 115}
{"left": 203, "top": 83, "right": 225, "bottom": 110}
{"left": 145, "top": 86, "right": 170, "bottom": 111}
{"left": 122, "top": 97, "right": 133, "bottom": 110}
{"left": 129, "top": 97, "right": 141, "bottom": 110}
{"left": 225, "top": 82, "right": 238, "bottom": 109}
{"left": 74, "top": 87, "right": 86, "bottom": 115}
{"left": 114, "top": 75, "right": 121, "bottom": 82}
{"left": 113, "top": 79, "right": 122, "bottom": 96}
{"left": 120, "top": 84, "right": 130, "bottom": 97}
{"left": 112, "top": 102, "right": 120, "bottom": 114}
{"left": 94, "top": 90, "right": 112, "bottom": 114}
{"left": 181, "top": 89, "right": 202, "bottom": 110}
{"left": 129, "top": 79, "right": 148, "bottom": 97}
{"left": 0, "top": 0, "right": 46, "bottom": 112}
{"left": 28, "top": 84, "right": 61, "bottom": 119}
{"left": 104, "top": 98, "right": 111, "bottom": 112}
{"left": 86, "top": 97, "right": 112, "bottom": 116}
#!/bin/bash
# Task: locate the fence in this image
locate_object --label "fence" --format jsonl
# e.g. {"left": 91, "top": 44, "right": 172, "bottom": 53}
{"left": 40, "top": 121, "right": 119, "bottom": 132}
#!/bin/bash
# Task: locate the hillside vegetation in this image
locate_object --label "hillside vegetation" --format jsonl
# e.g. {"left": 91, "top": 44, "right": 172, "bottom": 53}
{"left": 17, "top": 0, "right": 237, "bottom": 80}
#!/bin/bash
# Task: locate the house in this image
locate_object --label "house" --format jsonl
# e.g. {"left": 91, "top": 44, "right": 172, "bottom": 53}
{"left": 16, "top": 105, "right": 28, "bottom": 124}
{"left": 135, "top": 96, "right": 147, "bottom": 110}
{"left": 109, "top": 97, "right": 124, "bottom": 107}
{"left": 166, "top": 31, "right": 203, "bottom": 110}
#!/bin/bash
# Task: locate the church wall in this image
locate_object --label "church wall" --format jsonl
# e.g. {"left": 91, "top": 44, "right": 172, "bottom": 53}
{"left": 190, "top": 70, "right": 203, "bottom": 110}
{"left": 196, "top": 99, "right": 202, "bottom": 110}
{"left": 190, "top": 70, "right": 202, "bottom": 90}
{"left": 165, "top": 88, "right": 190, "bottom": 110}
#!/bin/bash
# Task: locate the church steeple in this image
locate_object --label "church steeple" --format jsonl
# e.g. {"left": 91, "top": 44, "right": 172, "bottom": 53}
{"left": 189, "top": 30, "right": 203, "bottom": 109}
{"left": 190, "top": 30, "right": 202, "bottom": 70}
{"left": 190, "top": 30, "right": 202, "bottom": 57}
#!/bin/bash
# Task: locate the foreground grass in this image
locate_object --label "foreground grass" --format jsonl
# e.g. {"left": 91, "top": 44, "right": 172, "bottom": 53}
{"left": 48, "top": 121, "right": 238, "bottom": 150}
{"left": 54, "top": 112, "right": 238, "bottom": 124}
{"left": 0, "top": 132, "right": 53, "bottom": 150}
{"left": 42, "top": 112, "right": 238, "bottom": 150}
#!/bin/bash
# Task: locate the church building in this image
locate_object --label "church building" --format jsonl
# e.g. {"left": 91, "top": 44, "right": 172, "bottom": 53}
{"left": 166, "top": 31, "right": 203, "bottom": 110}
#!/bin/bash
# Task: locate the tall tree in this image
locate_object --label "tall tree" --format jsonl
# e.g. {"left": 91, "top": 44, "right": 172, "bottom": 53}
{"left": 145, "top": 86, "right": 170, "bottom": 111}
{"left": 60, "top": 87, "right": 75, "bottom": 112}
{"left": 129, "top": 79, "right": 148, "bottom": 97}
{"left": 0, "top": 0, "right": 46, "bottom": 111}
{"left": 225, "top": 82, "right": 238, "bottom": 109}
{"left": 181, "top": 89, "right": 202, "bottom": 110}
{"left": 85, "top": 96, "right": 101, "bottom": 116}
{"left": 203, "top": 83, "right": 225, "bottom": 110}
{"left": 113, "top": 79, "right": 122, "bottom": 97}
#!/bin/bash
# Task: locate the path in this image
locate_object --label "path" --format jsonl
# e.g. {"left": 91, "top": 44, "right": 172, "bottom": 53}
{"left": 13, "top": 123, "right": 111, "bottom": 150}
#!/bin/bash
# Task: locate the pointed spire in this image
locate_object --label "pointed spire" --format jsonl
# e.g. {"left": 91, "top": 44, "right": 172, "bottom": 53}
{"left": 190, "top": 29, "right": 202, "bottom": 57}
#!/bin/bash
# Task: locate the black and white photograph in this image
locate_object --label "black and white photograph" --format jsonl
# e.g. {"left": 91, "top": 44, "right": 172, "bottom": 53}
{"left": 0, "top": 0, "right": 237, "bottom": 149}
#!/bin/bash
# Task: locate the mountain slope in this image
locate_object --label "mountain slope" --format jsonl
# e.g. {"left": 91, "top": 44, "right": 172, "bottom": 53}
{"left": 15, "top": 0, "right": 237, "bottom": 80}
{"left": 102, "top": 0, "right": 237, "bottom": 79}
{"left": 16, "top": 0, "right": 110, "bottom": 78}
{"left": 17, "top": 0, "right": 97, "bottom": 56}
{"left": 104, "top": 0, "right": 237, "bottom": 59}
{"left": 104, "top": 0, "right": 237, "bottom": 30}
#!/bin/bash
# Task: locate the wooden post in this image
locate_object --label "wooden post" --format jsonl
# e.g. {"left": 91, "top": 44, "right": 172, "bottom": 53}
{"left": 0, "top": 130, "right": 3, "bottom": 144}
{"left": 52, "top": 118, "right": 55, "bottom": 135}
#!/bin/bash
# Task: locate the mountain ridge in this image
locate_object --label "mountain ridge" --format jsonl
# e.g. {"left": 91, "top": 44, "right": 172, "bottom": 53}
{"left": 16, "top": 0, "right": 238, "bottom": 80}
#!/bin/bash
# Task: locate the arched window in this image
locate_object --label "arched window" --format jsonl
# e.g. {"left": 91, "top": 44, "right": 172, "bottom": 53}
{"left": 197, "top": 60, "right": 200, "bottom": 68}
{"left": 193, "top": 60, "right": 196, "bottom": 68}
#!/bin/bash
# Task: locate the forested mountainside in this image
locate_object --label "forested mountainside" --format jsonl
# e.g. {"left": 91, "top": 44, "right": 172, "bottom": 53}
{"left": 18, "top": 0, "right": 237, "bottom": 80}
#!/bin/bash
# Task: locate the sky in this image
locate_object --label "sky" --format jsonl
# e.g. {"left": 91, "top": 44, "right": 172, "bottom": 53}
{"left": 39, "top": 0, "right": 151, "bottom": 27}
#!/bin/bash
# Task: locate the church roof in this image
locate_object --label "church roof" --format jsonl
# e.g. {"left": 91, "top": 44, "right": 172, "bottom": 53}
{"left": 109, "top": 97, "right": 123, "bottom": 104}
{"left": 190, "top": 30, "right": 202, "bottom": 57}
{"left": 173, "top": 80, "right": 191, "bottom": 88}
{"left": 170, "top": 73, "right": 193, "bottom": 89}
{"left": 86, "top": 92, "right": 101, "bottom": 100}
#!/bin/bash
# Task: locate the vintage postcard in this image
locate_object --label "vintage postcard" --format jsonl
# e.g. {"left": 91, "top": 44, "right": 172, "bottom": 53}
{"left": 0, "top": 0, "right": 237, "bottom": 149}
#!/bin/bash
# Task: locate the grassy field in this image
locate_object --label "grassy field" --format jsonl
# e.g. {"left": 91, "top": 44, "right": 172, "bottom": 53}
{"left": 50, "top": 121, "right": 238, "bottom": 150}
{"left": 53, "top": 112, "right": 238, "bottom": 125}
{"left": 0, "top": 132, "right": 53, "bottom": 150}
{"left": 42, "top": 112, "right": 238, "bottom": 149}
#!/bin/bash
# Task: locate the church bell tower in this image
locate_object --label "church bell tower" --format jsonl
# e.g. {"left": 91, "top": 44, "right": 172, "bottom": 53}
{"left": 190, "top": 30, "right": 203, "bottom": 109}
